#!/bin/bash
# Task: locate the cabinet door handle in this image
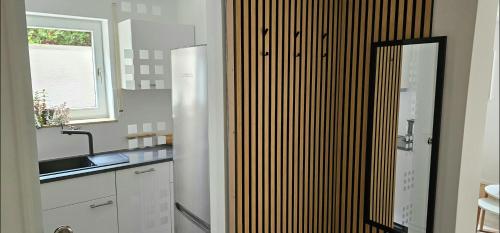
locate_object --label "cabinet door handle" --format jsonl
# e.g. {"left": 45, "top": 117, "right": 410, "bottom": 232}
{"left": 90, "top": 200, "right": 113, "bottom": 208}
{"left": 134, "top": 168, "right": 155, "bottom": 174}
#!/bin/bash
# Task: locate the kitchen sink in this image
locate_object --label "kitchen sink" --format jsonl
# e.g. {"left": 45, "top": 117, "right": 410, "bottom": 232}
{"left": 39, "top": 153, "right": 130, "bottom": 176}
{"left": 39, "top": 156, "right": 96, "bottom": 175}
{"left": 88, "top": 153, "right": 129, "bottom": 167}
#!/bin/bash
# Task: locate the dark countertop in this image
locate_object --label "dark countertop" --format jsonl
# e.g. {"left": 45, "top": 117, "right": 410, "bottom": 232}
{"left": 39, "top": 145, "right": 173, "bottom": 184}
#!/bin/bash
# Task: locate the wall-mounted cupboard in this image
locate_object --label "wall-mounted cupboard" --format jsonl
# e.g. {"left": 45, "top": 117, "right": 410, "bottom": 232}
{"left": 118, "top": 19, "right": 194, "bottom": 90}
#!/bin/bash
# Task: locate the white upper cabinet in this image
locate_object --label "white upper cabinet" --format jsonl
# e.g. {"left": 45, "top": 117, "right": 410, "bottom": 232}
{"left": 118, "top": 19, "right": 195, "bottom": 90}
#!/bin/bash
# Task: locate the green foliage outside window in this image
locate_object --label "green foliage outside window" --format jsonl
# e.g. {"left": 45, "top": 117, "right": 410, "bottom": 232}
{"left": 27, "top": 28, "right": 92, "bottom": 46}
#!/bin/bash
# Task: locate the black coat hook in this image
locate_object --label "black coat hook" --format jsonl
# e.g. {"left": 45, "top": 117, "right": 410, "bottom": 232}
{"left": 322, "top": 53, "right": 327, "bottom": 57}
{"left": 263, "top": 28, "right": 269, "bottom": 35}
{"left": 262, "top": 51, "right": 269, "bottom": 56}
{"left": 295, "top": 31, "right": 300, "bottom": 38}
{"left": 322, "top": 33, "right": 328, "bottom": 39}
{"left": 296, "top": 52, "right": 301, "bottom": 57}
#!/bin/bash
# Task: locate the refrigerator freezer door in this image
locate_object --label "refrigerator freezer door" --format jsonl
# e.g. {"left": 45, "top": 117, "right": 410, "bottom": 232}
{"left": 171, "top": 46, "right": 210, "bottom": 233}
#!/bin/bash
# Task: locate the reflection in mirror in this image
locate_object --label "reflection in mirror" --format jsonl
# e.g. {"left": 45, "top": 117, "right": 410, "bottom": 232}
{"left": 366, "top": 38, "right": 446, "bottom": 233}
{"left": 393, "top": 43, "right": 438, "bottom": 232}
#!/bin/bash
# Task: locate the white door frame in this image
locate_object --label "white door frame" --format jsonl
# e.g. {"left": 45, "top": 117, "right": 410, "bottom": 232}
{"left": 1, "top": 0, "right": 44, "bottom": 232}
{"left": 206, "top": 0, "right": 228, "bottom": 232}
{"left": 1, "top": 0, "right": 229, "bottom": 232}
{"left": 2, "top": 0, "right": 494, "bottom": 233}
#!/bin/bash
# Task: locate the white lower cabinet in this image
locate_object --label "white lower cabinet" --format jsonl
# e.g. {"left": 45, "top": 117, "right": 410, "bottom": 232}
{"left": 42, "top": 196, "right": 118, "bottom": 233}
{"left": 116, "top": 162, "right": 174, "bottom": 233}
{"left": 40, "top": 161, "right": 173, "bottom": 233}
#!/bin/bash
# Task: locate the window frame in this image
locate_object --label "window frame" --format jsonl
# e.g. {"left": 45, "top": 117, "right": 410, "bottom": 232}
{"left": 26, "top": 13, "right": 111, "bottom": 121}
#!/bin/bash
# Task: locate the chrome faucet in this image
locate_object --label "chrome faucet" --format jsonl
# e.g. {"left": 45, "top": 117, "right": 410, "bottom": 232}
{"left": 61, "top": 124, "right": 94, "bottom": 156}
{"left": 404, "top": 119, "right": 415, "bottom": 143}
{"left": 397, "top": 119, "right": 415, "bottom": 151}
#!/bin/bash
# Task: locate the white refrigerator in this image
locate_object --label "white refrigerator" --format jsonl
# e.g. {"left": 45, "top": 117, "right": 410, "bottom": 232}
{"left": 171, "top": 45, "right": 210, "bottom": 233}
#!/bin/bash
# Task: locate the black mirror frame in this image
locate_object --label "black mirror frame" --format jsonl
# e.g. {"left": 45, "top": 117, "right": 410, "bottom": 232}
{"left": 364, "top": 36, "right": 447, "bottom": 233}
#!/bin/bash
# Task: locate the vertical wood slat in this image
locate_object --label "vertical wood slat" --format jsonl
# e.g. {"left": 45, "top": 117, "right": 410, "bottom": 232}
{"left": 295, "top": 0, "right": 308, "bottom": 230}
{"left": 405, "top": 0, "right": 414, "bottom": 39}
{"left": 263, "top": 0, "right": 270, "bottom": 231}
{"left": 312, "top": 0, "right": 319, "bottom": 226}
{"left": 292, "top": 0, "right": 301, "bottom": 230}
{"left": 334, "top": 0, "right": 343, "bottom": 229}
{"left": 414, "top": 0, "right": 423, "bottom": 38}
{"left": 286, "top": 0, "right": 296, "bottom": 232}
{"left": 226, "top": 0, "right": 235, "bottom": 230}
{"left": 270, "top": 0, "right": 277, "bottom": 232}
{"left": 327, "top": 0, "right": 337, "bottom": 232}
{"left": 360, "top": 0, "right": 372, "bottom": 231}
{"left": 242, "top": 0, "right": 250, "bottom": 232}
{"left": 397, "top": 0, "right": 405, "bottom": 40}
{"left": 323, "top": 0, "right": 334, "bottom": 231}
{"left": 232, "top": 0, "right": 244, "bottom": 231}
{"left": 423, "top": 0, "right": 433, "bottom": 37}
{"left": 313, "top": 0, "right": 323, "bottom": 231}
{"left": 338, "top": 1, "right": 347, "bottom": 231}
{"left": 304, "top": 0, "right": 312, "bottom": 230}
{"left": 276, "top": 0, "right": 283, "bottom": 231}
{"left": 256, "top": 0, "right": 264, "bottom": 232}
{"left": 250, "top": 0, "right": 257, "bottom": 231}
{"left": 226, "top": 0, "right": 433, "bottom": 232}
{"left": 389, "top": 0, "right": 397, "bottom": 40}
{"left": 282, "top": 0, "right": 290, "bottom": 231}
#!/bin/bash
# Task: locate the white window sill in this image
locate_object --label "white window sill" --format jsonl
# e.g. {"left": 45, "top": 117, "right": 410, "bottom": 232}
{"left": 38, "top": 118, "right": 117, "bottom": 128}
{"left": 69, "top": 118, "right": 117, "bottom": 125}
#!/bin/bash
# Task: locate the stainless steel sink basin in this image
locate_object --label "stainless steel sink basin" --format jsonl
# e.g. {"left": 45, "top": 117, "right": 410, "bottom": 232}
{"left": 88, "top": 153, "right": 129, "bottom": 167}
{"left": 38, "top": 153, "right": 130, "bottom": 176}
{"left": 39, "top": 156, "right": 96, "bottom": 175}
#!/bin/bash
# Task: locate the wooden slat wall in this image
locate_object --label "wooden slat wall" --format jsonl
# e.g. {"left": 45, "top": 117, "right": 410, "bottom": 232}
{"left": 226, "top": 0, "right": 433, "bottom": 232}
{"left": 368, "top": 45, "right": 402, "bottom": 228}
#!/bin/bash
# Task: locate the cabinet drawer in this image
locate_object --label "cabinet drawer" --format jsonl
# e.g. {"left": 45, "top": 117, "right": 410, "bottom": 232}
{"left": 41, "top": 172, "right": 115, "bottom": 210}
{"left": 43, "top": 196, "right": 118, "bottom": 233}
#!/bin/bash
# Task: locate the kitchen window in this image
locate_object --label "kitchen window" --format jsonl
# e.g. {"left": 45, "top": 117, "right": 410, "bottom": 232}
{"left": 27, "top": 14, "right": 114, "bottom": 125}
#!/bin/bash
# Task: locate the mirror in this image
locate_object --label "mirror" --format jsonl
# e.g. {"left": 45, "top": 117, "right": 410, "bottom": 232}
{"left": 365, "top": 37, "right": 446, "bottom": 233}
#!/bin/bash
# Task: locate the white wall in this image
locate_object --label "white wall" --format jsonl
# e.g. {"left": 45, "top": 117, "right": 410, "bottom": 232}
{"left": 36, "top": 90, "right": 173, "bottom": 160}
{"left": 431, "top": 0, "right": 478, "bottom": 232}
{"left": 478, "top": 11, "right": 499, "bottom": 229}
{"left": 25, "top": 0, "right": 181, "bottom": 160}
{"left": 480, "top": 11, "right": 499, "bottom": 185}
{"left": 432, "top": 0, "right": 499, "bottom": 232}
{"left": 456, "top": 0, "right": 498, "bottom": 232}
{"left": 177, "top": 0, "right": 207, "bottom": 44}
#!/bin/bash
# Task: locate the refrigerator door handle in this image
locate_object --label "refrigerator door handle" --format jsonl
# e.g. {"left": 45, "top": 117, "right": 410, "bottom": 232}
{"left": 175, "top": 202, "right": 210, "bottom": 233}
